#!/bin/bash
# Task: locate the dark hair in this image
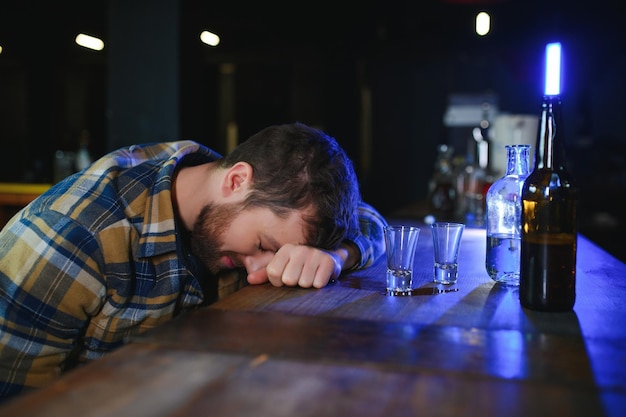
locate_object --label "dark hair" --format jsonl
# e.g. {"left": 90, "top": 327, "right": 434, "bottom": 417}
{"left": 219, "top": 122, "right": 361, "bottom": 250}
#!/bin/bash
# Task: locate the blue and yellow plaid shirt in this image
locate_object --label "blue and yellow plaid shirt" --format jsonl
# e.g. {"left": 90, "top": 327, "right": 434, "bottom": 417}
{"left": 0, "top": 141, "right": 387, "bottom": 399}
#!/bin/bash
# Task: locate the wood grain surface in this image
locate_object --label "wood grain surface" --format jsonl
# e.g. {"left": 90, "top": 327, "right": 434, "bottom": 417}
{"left": 1, "top": 221, "right": 624, "bottom": 416}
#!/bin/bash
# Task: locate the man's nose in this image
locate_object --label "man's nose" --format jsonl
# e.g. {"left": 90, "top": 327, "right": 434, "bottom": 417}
{"left": 242, "top": 253, "right": 273, "bottom": 274}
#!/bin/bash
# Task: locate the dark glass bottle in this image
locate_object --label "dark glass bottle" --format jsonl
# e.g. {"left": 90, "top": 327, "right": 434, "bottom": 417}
{"left": 519, "top": 95, "right": 579, "bottom": 311}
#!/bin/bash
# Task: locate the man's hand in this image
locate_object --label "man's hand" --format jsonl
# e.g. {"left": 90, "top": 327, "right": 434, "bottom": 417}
{"left": 246, "top": 242, "right": 359, "bottom": 288}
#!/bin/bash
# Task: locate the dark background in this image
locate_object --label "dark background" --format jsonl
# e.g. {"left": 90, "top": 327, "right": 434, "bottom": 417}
{"left": 1, "top": 0, "right": 625, "bottom": 261}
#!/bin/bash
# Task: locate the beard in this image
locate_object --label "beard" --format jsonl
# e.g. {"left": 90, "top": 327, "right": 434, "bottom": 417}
{"left": 190, "top": 201, "right": 242, "bottom": 274}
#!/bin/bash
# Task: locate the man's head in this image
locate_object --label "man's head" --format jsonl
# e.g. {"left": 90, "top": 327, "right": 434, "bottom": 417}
{"left": 219, "top": 122, "right": 361, "bottom": 251}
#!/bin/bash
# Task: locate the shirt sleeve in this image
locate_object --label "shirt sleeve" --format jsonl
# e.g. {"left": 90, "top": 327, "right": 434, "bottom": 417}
{"left": 0, "top": 211, "right": 105, "bottom": 398}
{"left": 345, "top": 201, "right": 388, "bottom": 271}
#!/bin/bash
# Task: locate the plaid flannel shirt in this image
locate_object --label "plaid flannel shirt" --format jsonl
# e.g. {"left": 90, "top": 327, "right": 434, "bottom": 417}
{"left": 0, "top": 140, "right": 386, "bottom": 400}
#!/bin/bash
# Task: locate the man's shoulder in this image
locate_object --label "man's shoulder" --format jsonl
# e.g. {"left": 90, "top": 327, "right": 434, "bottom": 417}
{"left": 99, "top": 140, "right": 221, "bottom": 168}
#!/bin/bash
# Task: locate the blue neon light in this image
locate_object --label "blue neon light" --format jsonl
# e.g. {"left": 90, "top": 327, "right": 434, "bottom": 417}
{"left": 544, "top": 42, "right": 562, "bottom": 96}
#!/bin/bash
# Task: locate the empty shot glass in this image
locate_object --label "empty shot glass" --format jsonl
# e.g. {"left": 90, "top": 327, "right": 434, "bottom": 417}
{"left": 431, "top": 222, "right": 465, "bottom": 284}
{"left": 384, "top": 225, "right": 420, "bottom": 295}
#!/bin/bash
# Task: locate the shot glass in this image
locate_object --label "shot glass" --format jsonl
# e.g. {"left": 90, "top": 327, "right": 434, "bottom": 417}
{"left": 431, "top": 222, "right": 465, "bottom": 284}
{"left": 384, "top": 225, "right": 420, "bottom": 295}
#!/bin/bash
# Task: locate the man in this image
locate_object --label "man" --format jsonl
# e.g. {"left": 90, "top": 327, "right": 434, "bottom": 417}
{"left": 0, "top": 122, "right": 386, "bottom": 400}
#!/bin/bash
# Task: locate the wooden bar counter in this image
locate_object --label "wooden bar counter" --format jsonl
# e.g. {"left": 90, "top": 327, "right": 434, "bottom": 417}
{"left": 1, "top": 220, "right": 625, "bottom": 416}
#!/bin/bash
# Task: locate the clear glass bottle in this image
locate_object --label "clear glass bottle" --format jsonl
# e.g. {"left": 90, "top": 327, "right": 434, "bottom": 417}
{"left": 520, "top": 95, "right": 578, "bottom": 311}
{"left": 485, "top": 144, "right": 531, "bottom": 285}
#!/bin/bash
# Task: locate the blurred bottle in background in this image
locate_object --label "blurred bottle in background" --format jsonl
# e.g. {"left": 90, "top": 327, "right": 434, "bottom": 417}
{"left": 455, "top": 123, "right": 494, "bottom": 227}
{"left": 427, "top": 144, "right": 457, "bottom": 222}
{"left": 75, "top": 129, "right": 93, "bottom": 172}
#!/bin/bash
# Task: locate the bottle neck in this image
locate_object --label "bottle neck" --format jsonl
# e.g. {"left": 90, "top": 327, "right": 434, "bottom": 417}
{"left": 506, "top": 145, "right": 531, "bottom": 176}
{"left": 535, "top": 95, "right": 567, "bottom": 170}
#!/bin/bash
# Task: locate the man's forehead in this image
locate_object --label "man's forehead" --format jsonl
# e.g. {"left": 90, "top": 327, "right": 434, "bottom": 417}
{"left": 257, "top": 209, "right": 308, "bottom": 248}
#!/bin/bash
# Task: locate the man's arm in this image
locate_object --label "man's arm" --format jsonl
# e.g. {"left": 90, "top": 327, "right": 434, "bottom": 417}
{"left": 341, "top": 201, "right": 388, "bottom": 271}
{"left": 0, "top": 212, "right": 104, "bottom": 400}
{"left": 247, "top": 201, "right": 387, "bottom": 288}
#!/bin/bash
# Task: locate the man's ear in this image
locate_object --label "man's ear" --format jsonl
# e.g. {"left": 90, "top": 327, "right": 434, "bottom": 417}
{"left": 221, "top": 162, "right": 253, "bottom": 198}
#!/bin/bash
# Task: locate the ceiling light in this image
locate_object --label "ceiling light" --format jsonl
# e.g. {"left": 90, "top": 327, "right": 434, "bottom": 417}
{"left": 75, "top": 33, "right": 104, "bottom": 51}
{"left": 200, "top": 31, "right": 220, "bottom": 47}
{"left": 476, "top": 12, "right": 490, "bottom": 36}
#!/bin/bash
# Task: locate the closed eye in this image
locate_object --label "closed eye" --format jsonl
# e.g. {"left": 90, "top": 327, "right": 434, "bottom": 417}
{"left": 259, "top": 233, "right": 280, "bottom": 254}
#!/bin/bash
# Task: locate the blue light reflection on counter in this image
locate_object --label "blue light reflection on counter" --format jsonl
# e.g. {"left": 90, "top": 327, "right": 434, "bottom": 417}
{"left": 439, "top": 326, "right": 526, "bottom": 379}
{"left": 488, "top": 329, "right": 525, "bottom": 379}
